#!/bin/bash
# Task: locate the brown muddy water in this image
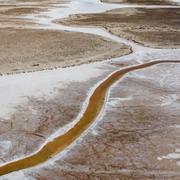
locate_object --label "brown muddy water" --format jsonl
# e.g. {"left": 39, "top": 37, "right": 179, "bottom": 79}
{"left": 0, "top": 60, "right": 180, "bottom": 176}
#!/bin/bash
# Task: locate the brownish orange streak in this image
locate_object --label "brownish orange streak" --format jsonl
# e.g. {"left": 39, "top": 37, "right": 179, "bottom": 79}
{"left": 0, "top": 60, "right": 179, "bottom": 176}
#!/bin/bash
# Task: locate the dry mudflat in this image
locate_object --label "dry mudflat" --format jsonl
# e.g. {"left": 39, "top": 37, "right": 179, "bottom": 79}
{"left": 59, "top": 8, "right": 180, "bottom": 48}
{"left": 0, "top": 0, "right": 180, "bottom": 179}
{"left": 1, "top": 61, "right": 180, "bottom": 180}
{"left": 0, "top": 28, "right": 130, "bottom": 74}
{"left": 0, "top": 65, "right": 116, "bottom": 166}
{"left": 101, "top": 0, "right": 180, "bottom": 5}
{"left": 40, "top": 63, "right": 179, "bottom": 180}
{"left": 0, "top": 0, "right": 131, "bottom": 74}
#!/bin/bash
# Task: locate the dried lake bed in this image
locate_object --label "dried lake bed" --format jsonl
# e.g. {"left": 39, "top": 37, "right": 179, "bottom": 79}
{"left": 0, "top": 0, "right": 180, "bottom": 179}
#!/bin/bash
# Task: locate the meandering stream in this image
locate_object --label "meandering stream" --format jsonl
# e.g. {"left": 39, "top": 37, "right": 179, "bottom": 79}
{"left": 0, "top": 60, "right": 179, "bottom": 176}
{"left": 0, "top": 0, "right": 180, "bottom": 176}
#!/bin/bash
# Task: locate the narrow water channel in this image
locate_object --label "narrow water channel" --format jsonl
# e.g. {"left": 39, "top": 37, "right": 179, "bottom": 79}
{"left": 0, "top": 60, "right": 180, "bottom": 176}
{"left": 1, "top": 0, "right": 180, "bottom": 177}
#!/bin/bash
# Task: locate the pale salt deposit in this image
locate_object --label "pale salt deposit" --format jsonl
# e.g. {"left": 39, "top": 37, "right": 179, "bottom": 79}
{"left": 0, "top": 62, "right": 107, "bottom": 120}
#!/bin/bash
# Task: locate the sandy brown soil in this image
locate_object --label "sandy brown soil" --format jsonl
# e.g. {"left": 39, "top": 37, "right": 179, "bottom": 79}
{"left": 0, "top": 0, "right": 68, "bottom": 29}
{"left": 58, "top": 8, "right": 180, "bottom": 48}
{"left": 101, "top": 0, "right": 180, "bottom": 5}
{"left": 0, "top": 0, "right": 132, "bottom": 74}
{"left": 0, "top": 7, "right": 40, "bottom": 16}
{"left": 2, "top": 62, "right": 179, "bottom": 179}
{"left": 0, "top": 28, "right": 131, "bottom": 74}
{"left": 0, "top": 0, "right": 52, "bottom": 27}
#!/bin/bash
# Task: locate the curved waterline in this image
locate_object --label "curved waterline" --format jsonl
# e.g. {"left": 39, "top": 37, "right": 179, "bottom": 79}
{"left": 0, "top": 60, "right": 180, "bottom": 176}
{"left": 23, "top": 0, "right": 180, "bottom": 52}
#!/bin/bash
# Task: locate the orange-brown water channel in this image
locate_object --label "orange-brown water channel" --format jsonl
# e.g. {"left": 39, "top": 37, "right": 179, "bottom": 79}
{"left": 0, "top": 60, "right": 180, "bottom": 176}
